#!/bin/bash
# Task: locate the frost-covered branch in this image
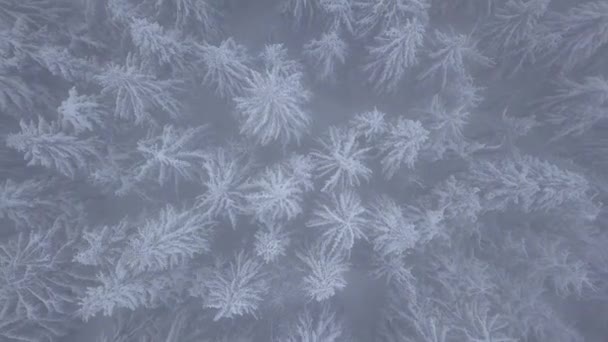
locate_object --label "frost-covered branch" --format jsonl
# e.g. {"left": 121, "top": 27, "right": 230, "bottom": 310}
{"left": 134, "top": 125, "right": 208, "bottom": 186}
{"left": 304, "top": 31, "right": 348, "bottom": 82}
{"left": 235, "top": 66, "right": 311, "bottom": 146}
{"left": 6, "top": 118, "right": 102, "bottom": 178}
{"left": 95, "top": 54, "right": 183, "bottom": 125}
{"left": 307, "top": 189, "right": 369, "bottom": 253}
{"left": 310, "top": 126, "right": 372, "bottom": 192}
{"left": 364, "top": 18, "right": 425, "bottom": 92}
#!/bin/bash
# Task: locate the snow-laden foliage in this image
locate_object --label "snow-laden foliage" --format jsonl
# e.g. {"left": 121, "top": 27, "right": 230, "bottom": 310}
{"left": 297, "top": 241, "right": 349, "bottom": 302}
{"left": 378, "top": 117, "right": 429, "bottom": 178}
{"left": 129, "top": 18, "right": 199, "bottom": 73}
{"left": 134, "top": 124, "right": 207, "bottom": 186}
{"left": 431, "top": 175, "right": 482, "bottom": 225}
{"left": 95, "top": 54, "right": 183, "bottom": 125}
{"left": 311, "top": 126, "right": 372, "bottom": 192}
{"left": 0, "top": 0, "right": 70, "bottom": 29}
{"left": 245, "top": 156, "right": 314, "bottom": 224}
{"left": 286, "top": 304, "right": 345, "bottom": 342}
{"left": 142, "top": 0, "right": 222, "bottom": 36}
{"left": 420, "top": 95, "right": 475, "bottom": 160}
{"left": 470, "top": 155, "right": 591, "bottom": 212}
{"left": 0, "top": 217, "right": 86, "bottom": 342}
{"left": 34, "top": 46, "right": 96, "bottom": 82}
{"left": 191, "top": 252, "right": 268, "bottom": 321}
{"left": 364, "top": 18, "right": 426, "bottom": 92}
{"left": 78, "top": 269, "right": 168, "bottom": 320}
{"left": 1, "top": 1, "right": 607, "bottom": 341}
{"left": 58, "top": 87, "right": 106, "bottom": 134}
{"left": 201, "top": 38, "right": 252, "bottom": 98}
{"left": 304, "top": 31, "right": 348, "bottom": 82}
{"left": 0, "top": 74, "right": 36, "bottom": 117}
{"left": 403, "top": 203, "right": 448, "bottom": 245}
{"left": 549, "top": 1, "right": 608, "bottom": 71}
{"left": 307, "top": 189, "right": 369, "bottom": 253}
{"left": 378, "top": 291, "right": 451, "bottom": 342}
{"left": 281, "top": 0, "right": 317, "bottom": 27}
{"left": 0, "top": 177, "right": 73, "bottom": 230}
{"left": 235, "top": 65, "right": 311, "bottom": 146}
{"left": 74, "top": 222, "right": 128, "bottom": 267}
{"left": 354, "top": 0, "right": 430, "bottom": 37}
{"left": 78, "top": 213, "right": 212, "bottom": 321}
{"left": 196, "top": 147, "right": 250, "bottom": 228}
{"left": 481, "top": 0, "right": 552, "bottom": 56}
{"left": 319, "top": 0, "right": 355, "bottom": 34}
{"left": 452, "top": 299, "right": 517, "bottom": 342}
{"left": 418, "top": 30, "right": 493, "bottom": 88}
{"left": 6, "top": 118, "right": 102, "bottom": 178}
{"left": 260, "top": 43, "right": 303, "bottom": 76}
{"left": 254, "top": 222, "right": 290, "bottom": 263}
{"left": 120, "top": 206, "right": 214, "bottom": 273}
{"left": 349, "top": 107, "right": 388, "bottom": 141}
{"left": 537, "top": 76, "right": 608, "bottom": 140}
{"left": 528, "top": 237, "right": 595, "bottom": 298}
{"left": 371, "top": 252, "right": 417, "bottom": 287}
{"left": 369, "top": 195, "right": 420, "bottom": 257}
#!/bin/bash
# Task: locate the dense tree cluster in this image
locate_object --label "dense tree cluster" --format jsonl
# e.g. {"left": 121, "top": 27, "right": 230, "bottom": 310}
{"left": 0, "top": 0, "right": 607, "bottom": 341}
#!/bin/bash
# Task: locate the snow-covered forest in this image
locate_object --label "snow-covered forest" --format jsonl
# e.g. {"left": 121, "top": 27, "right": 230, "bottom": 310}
{"left": 1, "top": 0, "right": 608, "bottom": 341}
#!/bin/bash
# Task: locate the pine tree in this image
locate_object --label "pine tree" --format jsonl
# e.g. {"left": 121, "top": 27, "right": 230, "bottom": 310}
{"left": 452, "top": 300, "right": 517, "bottom": 342}
{"left": 74, "top": 222, "right": 129, "bottom": 267}
{"left": 537, "top": 76, "right": 608, "bottom": 140}
{"left": 201, "top": 38, "right": 252, "bottom": 99}
{"left": 6, "top": 118, "right": 102, "bottom": 178}
{"left": 549, "top": 1, "right": 608, "bottom": 71}
{"left": 260, "top": 43, "right": 303, "bottom": 76}
{"left": 34, "top": 46, "right": 97, "bottom": 83}
{"left": 254, "top": 223, "right": 290, "bottom": 263}
{"left": 319, "top": 0, "right": 355, "bottom": 34}
{"left": 307, "top": 189, "right": 369, "bottom": 253}
{"left": 304, "top": 31, "right": 348, "bottom": 82}
{"left": 196, "top": 147, "right": 250, "bottom": 228}
{"left": 378, "top": 117, "right": 429, "bottom": 178}
{"left": 191, "top": 252, "right": 268, "bottom": 321}
{"left": 354, "top": 0, "right": 430, "bottom": 38}
{"left": 418, "top": 29, "right": 492, "bottom": 88}
{"left": 120, "top": 206, "right": 214, "bottom": 273}
{"left": 78, "top": 206, "right": 211, "bottom": 320}
{"left": 349, "top": 107, "right": 388, "bottom": 142}
{"left": 129, "top": 18, "right": 199, "bottom": 73}
{"left": 57, "top": 87, "right": 106, "bottom": 134}
{"left": 134, "top": 125, "right": 208, "bottom": 186}
{"left": 297, "top": 241, "right": 349, "bottom": 302}
{"left": 95, "top": 54, "right": 183, "bottom": 125}
{"left": 470, "top": 155, "right": 591, "bottom": 212}
{"left": 78, "top": 270, "right": 168, "bottom": 320}
{"left": 481, "top": 0, "right": 552, "bottom": 56}
{"left": 0, "top": 217, "right": 87, "bottom": 341}
{"left": 420, "top": 95, "right": 475, "bottom": 160}
{"left": 280, "top": 0, "right": 317, "bottom": 27}
{"left": 364, "top": 18, "right": 426, "bottom": 92}
{"left": 529, "top": 236, "right": 594, "bottom": 298}
{"left": 0, "top": 74, "right": 37, "bottom": 119}
{"left": 286, "top": 304, "right": 345, "bottom": 342}
{"left": 144, "top": 0, "right": 222, "bottom": 36}
{"left": 0, "top": 0, "right": 70, "bottom": 29}
{"left": 310, "top": 126, "right": 373, "bottom": 192}
{"left": 0, "top": 177, "right": 73, "bottom": 230}
{"left": 245, "top": 157, "right": 313, "bottom": 224}
{"left": 234, "top": 66, "right": 311, "bottom": 146}
{"left": 369, "top": 195, "right": 420, "bottom": 257}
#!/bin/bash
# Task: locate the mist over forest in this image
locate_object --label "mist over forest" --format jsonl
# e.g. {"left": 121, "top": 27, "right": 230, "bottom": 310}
{"left": 0, "top": 0, "right": 608, "bottom": 341}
